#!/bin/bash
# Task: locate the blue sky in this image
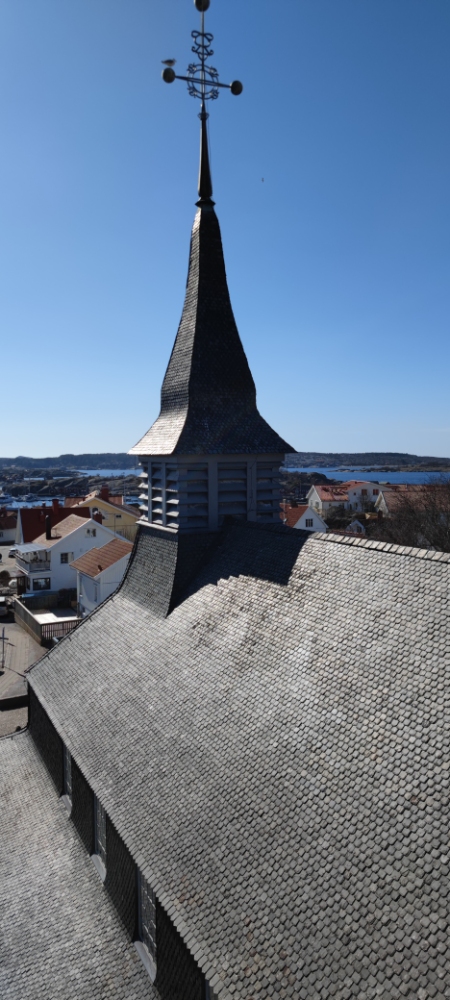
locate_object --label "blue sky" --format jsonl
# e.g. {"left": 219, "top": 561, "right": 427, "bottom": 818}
{"left": 0, "top": 0, "right": 449, "bottom": 458}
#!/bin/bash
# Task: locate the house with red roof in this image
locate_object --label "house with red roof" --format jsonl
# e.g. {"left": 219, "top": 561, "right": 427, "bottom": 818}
{"left": 307, "top": 480, "right": 381, "bottom": 514}
{"left": 279, "top": 502, "right": 327, "bottom": 532}
{"left": 15, "top": 499, "right": 90, "bottom": 544}
{"left": 70, "top": 537, "right": 133, "bottom": 616}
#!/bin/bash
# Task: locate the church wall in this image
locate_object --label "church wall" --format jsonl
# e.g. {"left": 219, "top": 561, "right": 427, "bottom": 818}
{"left": 27, "top": 684, "right": 209, "bottom": 997}
{"left": 104, "top": 816, "right": 137, "bottom": 939}
{"left": 155, "top": 900, "right": 205, "bottom": 1000}
{"left": 29, "top": 687, "right": 63, "bottom": 794}
{"left": 71, "top": 758, "right": 95, "bottom": 854}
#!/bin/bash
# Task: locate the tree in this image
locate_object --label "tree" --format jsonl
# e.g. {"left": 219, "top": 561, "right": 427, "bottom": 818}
{"left": 370, "top": 477, "right": 450, "bottom": 552}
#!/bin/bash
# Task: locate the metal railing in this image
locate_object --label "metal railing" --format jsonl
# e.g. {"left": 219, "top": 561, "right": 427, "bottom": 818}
{"left": 16, "top": 557, "right": 51, "bottom": 573}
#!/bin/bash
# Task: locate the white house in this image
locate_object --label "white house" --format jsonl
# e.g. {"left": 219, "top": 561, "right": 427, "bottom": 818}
{"left": 307, "top": 481, "right": 381, "bottom": 514}
{"left": 280, "top": 503, "right": 328, "bottom": 532}
{"left": 14, "top": 514, "right": 118, "bottom": 594}
{"left": 0, "top": 510, "right": 17, "bottom": 546}
{"left": 70, "top": 538, "right": 133, "bottom": 616}
{"left": 341, "top": 481, "right": 381, "bottom": 510}
{"left": 307, "top": 484, "right": 350, "bottom": 514}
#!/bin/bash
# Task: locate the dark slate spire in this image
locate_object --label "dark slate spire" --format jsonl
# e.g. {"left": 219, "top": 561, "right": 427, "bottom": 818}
{"left": 130, "top": 2, "right": 293, "bottom": 459}
{"left": 130, "top": 125, "right": 292, "bottom": 456}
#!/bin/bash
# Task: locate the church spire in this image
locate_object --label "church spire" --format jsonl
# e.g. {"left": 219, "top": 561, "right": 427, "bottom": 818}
{"left": 130, "top": 0, "right": 293, "bottom": 531}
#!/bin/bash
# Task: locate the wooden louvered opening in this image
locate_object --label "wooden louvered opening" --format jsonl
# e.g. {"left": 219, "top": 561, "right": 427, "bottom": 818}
{"left": 139, "top": 462, "right": 149, "bottom": 517}
{"left": 176, "top": 464, "right": 209, "bottom": 530}
{"left": 256, "top": 462, "right": 281, "bottom": 521}
{"left": 150, "top": 463, "right": 164, "bottom": 525}
{"left": 148, "top": 461, "right": 208, "bottom": 531}
{"left": 218, "top": 463, "right": 247, "bottom": 523}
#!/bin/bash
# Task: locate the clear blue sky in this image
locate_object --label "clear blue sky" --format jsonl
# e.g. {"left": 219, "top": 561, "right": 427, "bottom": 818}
{"left": 1, "top": 0, "right": 449, "bottom": 458}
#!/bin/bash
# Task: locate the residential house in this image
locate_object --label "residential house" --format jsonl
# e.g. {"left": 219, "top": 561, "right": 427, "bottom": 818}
{"left": 307, "top": 480, "right": 380, "bottom": 514}
{"left": 14, "top": 513, "right": 118, "bottom": 593}
{"left": 71, "top": 537, "right": 133, "bottom": 616}
{"left": 66, "top": 485, "right": 140, "bottom": 541}
{"left": 0, "top": 508, "right": 17, "bottom": 546}
{"left": 374, "top": 484, "right": 416, "bottom": 515}
{"left": 340, "top": 480, "right": 381, "bottom": 509}
{"left": 15, "top": 499, "right": 90, "bottom": 544}
{"left": 307, "top": 483, "right": 350, "bottom": 514}
{"left": 280, "top": 502, "right": 327, "bottom": 532}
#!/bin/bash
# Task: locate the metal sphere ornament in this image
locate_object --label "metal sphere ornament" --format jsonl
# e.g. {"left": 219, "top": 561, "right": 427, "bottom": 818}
{"left": 194, "top": 0, "right": 210, "bottom": 10}
{"left": 230, "top": 80, "right": 243, "bottom": 96}
{"left": 162, "top": 67, "right": 176, "bottom": 84}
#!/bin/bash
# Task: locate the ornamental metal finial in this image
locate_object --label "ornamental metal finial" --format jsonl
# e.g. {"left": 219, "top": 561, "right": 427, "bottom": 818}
{"left": 161, "top": 0, "right": 243, "bottom": 203}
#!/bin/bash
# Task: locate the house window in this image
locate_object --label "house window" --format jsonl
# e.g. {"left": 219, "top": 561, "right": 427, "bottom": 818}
{"left": 33, "top": 577, "right": 50, "bottom": 591}
{"left": 305, "top": 518, "right": 313, "bottom": 527}
{"left": 62, "top": 746, "right": 72, "bottom": 809}
{"left": 115, "top": 514, "right": 122, "bottom": 519}
{"left": 135, "top": 869, "right": 157, "bottom": 981}
{"left": 361, "top": 489, "right": 367, "bottom": 496}
{"left": 86, "top": 528, "right": 97, "bottom": 537}
{"left": 373, "top": 489, "right": 379, "bottom": 495}
{"left": 60, "top": 552, "right": 73, "bottom": 564}
{"left": 92, "top": 796, "right": 107, "bottom": 881}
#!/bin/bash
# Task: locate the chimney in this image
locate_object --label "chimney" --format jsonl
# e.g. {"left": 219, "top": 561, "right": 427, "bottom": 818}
{"left": 52, "top": 498, "right": 59, "bottom": 513}
{"left": 93, "top": 511, "right": 103, "bottom": 525}
{"left": 99, "top": 485, "right": 109, "bottom": 501}
{"left": 45, "top": 515, "right": 52, "bottom": 541}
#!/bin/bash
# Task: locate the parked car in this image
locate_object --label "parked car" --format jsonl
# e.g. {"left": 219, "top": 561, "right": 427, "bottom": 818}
{"left": 8, "top": 547, "right": 17, "bottom": 558}
{"left": 0, "top": 597, "right": 7, "bottom": 617}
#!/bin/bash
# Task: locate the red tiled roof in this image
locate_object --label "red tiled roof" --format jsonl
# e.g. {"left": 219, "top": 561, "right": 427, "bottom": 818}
{"left": 70, "top": 538, "right": 133, "bottom": 578}
{"left": 338, "top": 481, "right": 373, "bottom": 489}
{"left": 311, "top": 486, "right": 349, "bottom": 502}
{"left": 19, "top": 506, "right": 90, "bottom": 543}
{"left": 279, "top": 504, "right": 314, "bottom": 528}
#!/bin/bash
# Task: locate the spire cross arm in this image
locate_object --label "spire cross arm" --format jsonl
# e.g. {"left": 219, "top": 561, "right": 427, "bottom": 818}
{"left": 161, "top": 0, "right": 243, "bottom": 104}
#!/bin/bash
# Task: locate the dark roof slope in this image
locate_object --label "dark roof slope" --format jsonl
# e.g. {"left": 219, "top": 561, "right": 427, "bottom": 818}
{"left": 28, "top": 522, "right": 450, "bottom": 1000}
{"left": 130, "top": 203, "right": 292, "bottom": 456}
{"left": 0, "top": 732, "right": 155, "bottom": 1000}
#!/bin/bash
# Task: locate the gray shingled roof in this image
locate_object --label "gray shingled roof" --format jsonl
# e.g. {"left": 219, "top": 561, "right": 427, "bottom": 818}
{"left": 29, "top": 523, "right": 450, "bottom": 1000}
{"left": 130, "top": 202, "right": 293, "bottom": 457}
{"left": 0, "top": 731, "right": 157, "bottom": 1000}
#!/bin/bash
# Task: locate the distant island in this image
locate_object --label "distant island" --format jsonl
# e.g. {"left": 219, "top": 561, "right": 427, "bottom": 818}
{"left": 284, "top": 452, "right": 450, "bottom": 472}
{"left": 0, "top": 453, "right": 138, "bottom": 471}
{"left": 0, "top": 451, "right": 449, "bottom": 473}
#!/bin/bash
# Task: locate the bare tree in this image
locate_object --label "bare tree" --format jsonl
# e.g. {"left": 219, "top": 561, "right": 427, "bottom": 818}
{"left": 370, "top": 477, "right": 450, "bottom": 552}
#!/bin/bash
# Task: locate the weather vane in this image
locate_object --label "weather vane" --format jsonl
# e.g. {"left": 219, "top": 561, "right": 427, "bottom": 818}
{"left": 161, "top": 0, "right": 243, "bottom": 115}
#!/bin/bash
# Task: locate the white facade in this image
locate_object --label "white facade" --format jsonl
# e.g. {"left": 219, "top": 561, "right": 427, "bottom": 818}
{"left": 308, "top": 482, "right": 381, "bottom": 514}
{"left": 75, "top": 553, "right": 131, "bottom": 617}
{"left": 306, "top": 486, "right": 348, "bottom": 514}
{"left": 14, "top": 519, "right": 117, "bottom": 593}
{"left": 343, "top": 483, "right": 381, "bottom": 511}
{"left": 291, "top": 507, "right": 327, "bottom": 532}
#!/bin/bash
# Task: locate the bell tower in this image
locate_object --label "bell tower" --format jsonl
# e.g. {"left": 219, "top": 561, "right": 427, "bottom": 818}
{"left": 129, "top": 0, "right": 293, "bottom": 532}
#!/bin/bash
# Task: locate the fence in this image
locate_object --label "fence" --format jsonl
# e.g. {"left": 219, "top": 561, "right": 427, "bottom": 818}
{"left": 41, "top": 619, "right": 80, "bottom": 644}
{"left": 14, "top": 597, "right": 80, "bottom": 647}
{"left": 20, "top": 590, "right": 77, "bottom": 612}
